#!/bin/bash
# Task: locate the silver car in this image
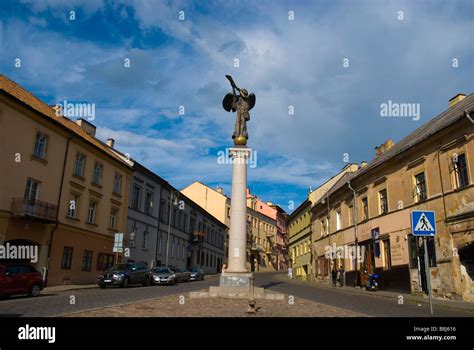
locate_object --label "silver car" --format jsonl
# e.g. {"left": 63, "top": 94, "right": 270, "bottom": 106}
{"left": 149, "top": 267, "right": 176, "bottom": 285}
{"left": 189, "top": 267, "right": 205, "bottom": 281}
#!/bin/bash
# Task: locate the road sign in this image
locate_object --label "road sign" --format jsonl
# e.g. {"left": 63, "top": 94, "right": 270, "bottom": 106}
{"left": 411, "top": 211, "right": 436, "bottom": 236}
{"left": 411, "top": 211, "right": 435, "bottom": 317}
{"left": 113, "top": 233, "right": 124, "bottom": 253}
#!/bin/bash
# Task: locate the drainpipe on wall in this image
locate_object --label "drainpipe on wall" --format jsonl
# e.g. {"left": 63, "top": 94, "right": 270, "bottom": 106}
{"left": 154, "top": 184, "right": 164, "bottom": 267}
{"left": 347, "top": 180, "right": 359, "bottom": 287}
{"left": 46, "top": 135, "right": 73, "bottom": 287}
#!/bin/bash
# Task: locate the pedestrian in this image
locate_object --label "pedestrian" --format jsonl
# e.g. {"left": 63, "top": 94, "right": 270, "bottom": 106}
{"left": 331, "top": 264, "right": 338, "bottom": 287}
{"left": 288, "top": 267, "right": 293, "bottom": 279}
{"left": 222, "top": 263, "right": 227, "bottom": 273}
{"left": 338, "top": 265, "right": 345, "bottom": 287}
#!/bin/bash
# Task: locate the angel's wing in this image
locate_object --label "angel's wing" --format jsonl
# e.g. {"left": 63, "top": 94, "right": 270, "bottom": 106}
{"left": 222, "top": 93, "right": 236, "bottom": 112}
{"left": 248, "top": 93, "right": 256, "bottom": 111}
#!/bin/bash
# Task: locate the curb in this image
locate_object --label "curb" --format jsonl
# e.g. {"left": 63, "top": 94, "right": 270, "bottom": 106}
{"left": 276, "top": 274, "right": 474, "bottom": 312}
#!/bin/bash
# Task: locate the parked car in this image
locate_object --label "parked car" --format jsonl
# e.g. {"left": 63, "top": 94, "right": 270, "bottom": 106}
{"left": 189, "top": 267, "right": 204, "bottom": 281}
{"left": 0, "top": 263, "right": 44, "bottom": 298}
{"left": 98, "top": 262, "right": 149, "bottom": 288}
{"left": 148, "top": 266, "right": 176, "bottom": 285}
{"left": 169, "top": 266, "right": 191, "bottom": 282}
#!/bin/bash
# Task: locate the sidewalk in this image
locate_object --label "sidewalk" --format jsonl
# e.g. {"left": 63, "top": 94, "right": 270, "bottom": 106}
{"left": 275, "top": 274, "right": 474, "bottom": 312}
{"left": 43, "top": 274, "right": 221, "bottom": 293}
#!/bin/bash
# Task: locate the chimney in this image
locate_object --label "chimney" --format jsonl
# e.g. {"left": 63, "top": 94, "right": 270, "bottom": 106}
{"left": 449, "top": 93, "right": 466, "bottom": 108}
{"left": 375, "top": 139, "right": 395, "bottom": 156}
{"left": 76, "top": 118, "right": 96, "bottom": 137}
{"left": 106, "top": 138, "right": 115, "bottom": 148}
{"left": 360, "top": 161, "right": 367, "bottom": 168}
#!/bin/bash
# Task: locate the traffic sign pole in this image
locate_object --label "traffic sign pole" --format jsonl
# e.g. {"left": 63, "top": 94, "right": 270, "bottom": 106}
{"left": 423, "top": 237, "right": 434, "bottom": 317}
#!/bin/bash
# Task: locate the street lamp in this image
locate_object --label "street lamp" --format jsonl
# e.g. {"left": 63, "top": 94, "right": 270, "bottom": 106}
{"left": 165, "top": 190, "right": 180, "bottom": 267}
{"left": 129, "top": 226, "right": 137, "bottom": 243}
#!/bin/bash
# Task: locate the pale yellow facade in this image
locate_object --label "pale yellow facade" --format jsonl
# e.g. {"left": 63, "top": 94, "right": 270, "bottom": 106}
{"left": 0, "top": 75, "right": 132, "bottom": 286}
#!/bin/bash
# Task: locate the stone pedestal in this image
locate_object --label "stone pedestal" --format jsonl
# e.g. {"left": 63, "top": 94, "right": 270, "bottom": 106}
{"left": 220, "top": 272, "right": 253, "bottom": 287}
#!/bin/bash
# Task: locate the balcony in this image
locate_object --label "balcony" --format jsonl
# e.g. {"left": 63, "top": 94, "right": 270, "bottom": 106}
{"left": 11, "top": 198, "right": 57, "bottom": 223}
{"left": 191, "top": 231, "right": 206, "bottom": 243}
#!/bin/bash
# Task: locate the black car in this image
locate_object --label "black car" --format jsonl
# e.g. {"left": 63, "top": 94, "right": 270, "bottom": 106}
{"left": 98, "top": 262, "right": 149, "bottom": 288}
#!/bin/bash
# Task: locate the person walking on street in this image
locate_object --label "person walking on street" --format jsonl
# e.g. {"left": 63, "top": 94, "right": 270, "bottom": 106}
{"left": 288, "top": 267, "right": 293, "bottom": 279}
{"left": 331, "top": 264, "right": 338, "bottom": 287}
{"left": 338, "top": 265, "right": 345, "bottom": 287}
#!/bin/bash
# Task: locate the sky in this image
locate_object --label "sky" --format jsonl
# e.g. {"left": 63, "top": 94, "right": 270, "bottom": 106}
{"left": 0, "top": 0, "right": 473, "bottom": 213}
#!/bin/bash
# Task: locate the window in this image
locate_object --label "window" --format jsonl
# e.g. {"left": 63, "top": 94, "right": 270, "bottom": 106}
{"left": 227, "top": 207, "right": 231, "bottom": 218}
{"left": 414, "top": 172, "right": 427, "bottom": 202}
{"left": 171, "top": 239, "right": 175, "bottom": 258}
{"left": 158, "top": 233, "right": 162, "bottom": 254}
{"left": 362, "top": 197, "right": 369, "bottom": 221}
{"left": 160, "top": 200, "right": 168, "bottom": 222}
{"left": 320, "top": 219, "right": 326, "bottom": 236}
{"left": 453, "top": 153, "right": 469, "bottom": 189}
{"left": 142, "top": 231, "right": 149, "bottom": 250}
{"left": 87, "top": 201, "right": 97, "bottom": 224}
{"left": 33, "top": 131, "right": 48, "bottom": 159}
{"left": 348, "top": 204, "right": 353, "bottom": 226}
{"left": 109, "top": 208, "right": 118, "bottom": 229}
{"left": 24, "top": 178, "right": 39, "bottom": 202}
{"left": 61, "top": 246, "right": 73, "bottom": 269}
{"left": 73, "top": 153, "right": 86, "bottom": 177}
{"left": 82, "top": 250, "right": 93, "bottom": 271}
{"left": 379, "top": 189, "right": 388, "bottom": 214}
{"left": 113, "top": 173, "right": 122, "bottom": 194}
{"left": 382, "top": 239, "right": 391, "bottom": 270}
{"left": 336, "top": 210, "right": 342, "bottom": 231}
{"left": 92, "top": 162, "right": 103, "bottom": 185}
{"left": 131, "top": 185, "right": 141, "bottom": 210}
{"left": 182, "top": 243, "right": 186, "bottom": 259}
{"left": 67, "top": 193, "right": 79, "bottom": 218}
{"left": 145, "top": 192, "right": 153, "bottom": 215}
{"left": 97, "top": 253, "right": 114, "bottom": 271}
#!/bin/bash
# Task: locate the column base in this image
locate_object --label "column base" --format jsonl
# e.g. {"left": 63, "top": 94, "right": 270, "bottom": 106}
{"left": 220, "top": 272, "right": 253, "bottom": 287}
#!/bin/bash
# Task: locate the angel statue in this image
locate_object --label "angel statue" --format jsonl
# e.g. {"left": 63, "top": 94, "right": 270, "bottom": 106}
{"left": 222, "top": 75, "right": 256, "bottom": 146}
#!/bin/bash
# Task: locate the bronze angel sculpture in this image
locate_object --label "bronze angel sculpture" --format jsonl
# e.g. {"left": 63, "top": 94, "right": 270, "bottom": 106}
{"left": 222, "top": 75, "right": 256, "bottom": 146}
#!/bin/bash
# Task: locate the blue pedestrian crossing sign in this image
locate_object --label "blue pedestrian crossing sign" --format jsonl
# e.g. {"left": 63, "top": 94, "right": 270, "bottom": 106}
{"left": 411, "top": 211, "right": 436, "bottom": 236}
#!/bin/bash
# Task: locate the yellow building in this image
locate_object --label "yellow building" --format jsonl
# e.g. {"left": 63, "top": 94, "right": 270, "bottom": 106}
{"left": 312, "top": 93, "right": 474, "bottom": 301}
{"left": 288, "top": 164, "right": 359, "bottom": 280}
{"left": 0, "top": 75, "right": 132, "bottom": 286}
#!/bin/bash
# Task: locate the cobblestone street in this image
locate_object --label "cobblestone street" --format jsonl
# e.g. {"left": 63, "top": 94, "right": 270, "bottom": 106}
{"left": 64, "top": 291, "right": 365, "bottom": 317}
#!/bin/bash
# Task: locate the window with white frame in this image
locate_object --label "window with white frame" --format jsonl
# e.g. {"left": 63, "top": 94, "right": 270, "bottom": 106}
{"left": 87, "top": 201, "right": 97, "bottom": 223}
{"left": 33, "top": 131, "right": 48, "bottom": 159}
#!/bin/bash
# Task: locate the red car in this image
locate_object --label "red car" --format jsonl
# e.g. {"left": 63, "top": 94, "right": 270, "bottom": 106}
{"left": 0, "top": 263, "right": 44, "bottom": 298}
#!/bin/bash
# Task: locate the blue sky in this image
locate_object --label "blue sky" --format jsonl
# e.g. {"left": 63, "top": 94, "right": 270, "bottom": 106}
{"left": 1, "top": 0, "right": 473, "bottom": 212}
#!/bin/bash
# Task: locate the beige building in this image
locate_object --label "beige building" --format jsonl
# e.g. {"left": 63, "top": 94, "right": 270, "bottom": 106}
{"left": 181, "top": 181, "right": 278, "bottom": 271}
{"left": 312, "top": 93, "right": 474, "bottom": 301}
{"left": 288, "top": 163, "right": 359, "bottom": 280}
{"left": 0, "top": 75, "right": 132, "bottom": 286}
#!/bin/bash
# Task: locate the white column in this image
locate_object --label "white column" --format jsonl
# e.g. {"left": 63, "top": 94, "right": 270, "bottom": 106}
{"left": 227, "top": 147, "right": 251, "bottom": 273}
